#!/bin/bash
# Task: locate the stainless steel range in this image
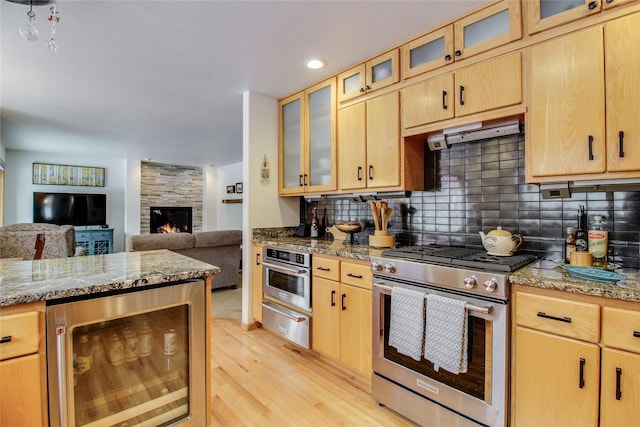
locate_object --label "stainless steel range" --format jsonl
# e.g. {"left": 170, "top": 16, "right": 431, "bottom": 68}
{"left": 370, "top": 245, "right": 536, "bottom": 427}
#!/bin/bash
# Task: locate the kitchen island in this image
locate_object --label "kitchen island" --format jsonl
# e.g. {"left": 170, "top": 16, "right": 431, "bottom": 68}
{"left": 0, "top": 249, "right": 218, "bottom": 427}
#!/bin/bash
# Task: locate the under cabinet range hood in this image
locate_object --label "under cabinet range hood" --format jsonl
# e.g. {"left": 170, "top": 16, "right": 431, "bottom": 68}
{"left": 426, "top": 119, "right": 523, "bottom": 150}
{"left": 540, "top": 179, "right": 640, "bottom": 199}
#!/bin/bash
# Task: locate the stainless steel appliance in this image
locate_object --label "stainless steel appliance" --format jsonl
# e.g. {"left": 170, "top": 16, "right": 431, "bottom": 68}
{"left": 371, "top": 246, "right": 536, "bottom": 427}
{"left": 47, "top": 280, "right": 207, "bottom": 427}
{"left": 261, "top": 247, "right": 312, "bottom": 348}
{"left": 262, "top": 247, "right": 311, "bottom": 312}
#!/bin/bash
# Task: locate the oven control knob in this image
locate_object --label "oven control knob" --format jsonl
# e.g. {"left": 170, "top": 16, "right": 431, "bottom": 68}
{"left": 484, "top": 278, "right": 498, "bottom": 292}
{"left": 463, "top": 276, "right": 477, "bottom": 289}
{"left": 371, "top": 261, "right": 383, "bottom": 272}
{"left": 383, "top": 264, "right": 396, "bottom": 273}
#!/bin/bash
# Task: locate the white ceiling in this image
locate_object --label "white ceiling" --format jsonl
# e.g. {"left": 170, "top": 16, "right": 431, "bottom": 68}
{"left": 1, "top": 0, "right": 488, "bottom": 168}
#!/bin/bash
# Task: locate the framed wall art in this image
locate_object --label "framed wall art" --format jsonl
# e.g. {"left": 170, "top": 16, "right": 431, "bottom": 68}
{"left": 235, "top": 182, "right": 243, "bottom": 194}
{"left": 33, "top": 163, "right": 105, "bottom": 187}
{"left": 226, "top": 185, "right": 236, "bottom": 194}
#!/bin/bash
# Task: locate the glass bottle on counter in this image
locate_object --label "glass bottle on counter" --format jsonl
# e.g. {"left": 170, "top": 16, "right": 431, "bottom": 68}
{"left": 565, "top": 227, "right": 576, "bottom": 264}
{"left": 575, "top": 205, "right": 588, "bottom": 252}
{"left": 588, "top": 215, "right": 608, "bottom": 267}
{"left": 310, "top": 206, "right": 319, "bottom": 238}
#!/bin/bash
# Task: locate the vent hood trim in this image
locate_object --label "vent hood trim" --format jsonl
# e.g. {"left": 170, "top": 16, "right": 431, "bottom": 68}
{"left": 304, "top": 191, "right": 410, "bottom": 202}
{"left": 540, "top": 179, "right": 640, "bottom": 199}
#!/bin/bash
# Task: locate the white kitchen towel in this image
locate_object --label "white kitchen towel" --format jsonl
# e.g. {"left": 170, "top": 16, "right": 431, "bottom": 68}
{"left": 423, "top": 294, "right": 468, "bottom": 374}
{"left": 388, "top": 286, "right": 426, "bottom": 361}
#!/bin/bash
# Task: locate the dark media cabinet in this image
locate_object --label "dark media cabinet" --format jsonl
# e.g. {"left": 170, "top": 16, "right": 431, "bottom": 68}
{"left": 75, "top": 228, "right": 113, "bottom": 255}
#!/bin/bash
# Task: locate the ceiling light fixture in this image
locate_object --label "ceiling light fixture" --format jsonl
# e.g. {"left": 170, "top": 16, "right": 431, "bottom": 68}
{"left": 305, "top": 59, "right": 326, "bottom": 70}
{"left": 5, "top": 0, "right": 59, "bottom": 50}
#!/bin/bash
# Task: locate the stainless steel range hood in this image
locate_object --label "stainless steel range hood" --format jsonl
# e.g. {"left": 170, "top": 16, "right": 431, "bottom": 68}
{"left": 540, "top": 179, "right": 640, "bottom": 199}
{"left": 427, "top": 120, "right": 523, "bottom": 150}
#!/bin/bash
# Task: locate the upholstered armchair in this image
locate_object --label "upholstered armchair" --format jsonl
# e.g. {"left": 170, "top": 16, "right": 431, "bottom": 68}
{"left": 0, "top": 223, "right": 77, "bottom": 260}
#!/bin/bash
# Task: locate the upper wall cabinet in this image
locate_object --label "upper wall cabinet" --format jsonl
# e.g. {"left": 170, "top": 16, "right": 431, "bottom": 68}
{"left": 402, "top": 0, "right": 522, "bottom": 80}
{"left": 403, "top": 51, "right": 522, "bottom": 130}
{"left": 279, "top": 77, "right": 337, "bottom": 196}
{"left": 527, "top": 12, "right": 640, "bottom": 182}
{"left": 526, "top": 0, "right": 602, "bottom": 35}
{"left": 454, "top": 0, "right": 522, "bottom": 60}
{"left": 337, "top": 49, "right": 399, "bottom": 103}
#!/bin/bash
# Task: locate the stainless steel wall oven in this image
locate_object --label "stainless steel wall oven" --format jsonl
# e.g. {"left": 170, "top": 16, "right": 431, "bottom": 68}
{"left": 261, "top": 247, "right": 312, "bottom": 349}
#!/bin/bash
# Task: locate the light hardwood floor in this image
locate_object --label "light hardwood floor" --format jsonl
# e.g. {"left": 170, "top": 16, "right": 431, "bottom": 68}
{"left": 210, "top": 318, "right": 418, "bottom": 426}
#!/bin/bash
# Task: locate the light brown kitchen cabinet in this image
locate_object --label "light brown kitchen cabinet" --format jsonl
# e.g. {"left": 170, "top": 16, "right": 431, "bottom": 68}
{"left": 337, "top": 49, "right": 399, "bottom": 103}
{"left": 401, "top": 0, "right": 521, "bottom": 80}
{"left": 0, "top": 303, "right": 47, "bottom": 427}
{"left": 512, "top": 286, "right": 640, "bottom": 427}
{"left": 453, "top": 0, "right": 522, "bottom": 60}
{"left": 526, "top": 0, "right": 601, "bottom": 35}
{"left": 251, "top": 244, "right": 263, "bottom": 323}
{"left": 402, "top": 26, "right": 454, "bottom": 80}
{"left": 279, "top": 77, "right": 336, "bottom": 196}
{"left": 338, "top": 91, "right": 400, "bottom": 190}
{"left": 402, "top": 51, "right": 522, "bottom": 130}
{"left": 311, "top": 256, "right": 372, "bottom": 376}
{"left": 528, "top": 13, "right": 640, "bottom": 181}
{"left": 513, "top": 290, "right": 601, "bottom": 427}
{"left": 599, "top": 306, "right": 640, "bottom": 427}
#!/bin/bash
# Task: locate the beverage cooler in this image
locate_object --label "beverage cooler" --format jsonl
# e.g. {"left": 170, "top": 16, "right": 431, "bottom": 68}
{"left": 46, "top": 280, "right": 206, "bottom": 427}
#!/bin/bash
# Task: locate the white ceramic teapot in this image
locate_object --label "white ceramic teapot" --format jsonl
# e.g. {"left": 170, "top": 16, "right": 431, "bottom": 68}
{"left": 479, "top": 226, "right": 523, "bottom": 256}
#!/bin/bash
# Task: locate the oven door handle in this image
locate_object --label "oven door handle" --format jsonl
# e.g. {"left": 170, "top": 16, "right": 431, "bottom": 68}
{"left": 373, "top": 282, "right": 493, "bottom": 314}
{"left": 261, "top": 260, "right": 309, "bottom": 276}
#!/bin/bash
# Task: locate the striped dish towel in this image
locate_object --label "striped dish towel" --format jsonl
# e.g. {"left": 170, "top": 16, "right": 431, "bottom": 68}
{"left": 423, "top": 294, "right": 468, "bottom": 374}
{"left": 388, "top": 286, "right": 426, "bottom": 361}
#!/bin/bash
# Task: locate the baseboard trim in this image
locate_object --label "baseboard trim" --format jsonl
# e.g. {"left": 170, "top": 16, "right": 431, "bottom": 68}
{"left": 241, "top": 321, "right": 262, "bottom": 331}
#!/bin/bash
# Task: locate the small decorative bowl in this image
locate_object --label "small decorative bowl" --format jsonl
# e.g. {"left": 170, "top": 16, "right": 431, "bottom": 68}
{"left": 335, "top": 222, "right": 363, "bottom": 233}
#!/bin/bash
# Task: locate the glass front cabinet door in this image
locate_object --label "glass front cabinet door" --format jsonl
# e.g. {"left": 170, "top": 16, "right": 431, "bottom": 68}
{"left": 454, "top": 0, "right": 522, "bottom": 60}
{"left": 279, "top": 77, "right": 336, "bottom": 195}
{"left": 338, "top": 49, "right": 399, "bottom": 103}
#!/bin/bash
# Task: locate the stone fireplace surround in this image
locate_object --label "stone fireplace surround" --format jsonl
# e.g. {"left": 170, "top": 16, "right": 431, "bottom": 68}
{"left": 140, "top": 162, "right": 203, "bottom": 234}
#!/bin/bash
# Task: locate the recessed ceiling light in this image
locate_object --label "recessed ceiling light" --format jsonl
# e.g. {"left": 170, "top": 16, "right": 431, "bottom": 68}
{"left": 305, "top": 59, "right": 326, "bottom": 70}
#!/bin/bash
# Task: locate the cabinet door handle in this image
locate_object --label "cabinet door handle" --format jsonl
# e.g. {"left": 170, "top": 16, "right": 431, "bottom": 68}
{"left": 442, "top": 90, "right": 448, "bottom": 110}
{"left": 633, "top": 330, "right": 640, "bottom": 338}
{"left": 360, "top": 87, "right": 366, "bottom": 93}
{"left": 616, "top": 367, "right": 622, "bottom": 400}
{"left": 346, "top": 273, "right": 363, "bottom": 279}
{"left": 368, "top": 165, "right": 374, "bottom": 180}
{"left": 357, "top": 166, "right": 362, "bottom": 181}
{"left": 317, "top": 266, "right": 331, "bottom": 271}
{"left": 256, "top": 253, "right": 261, "bottom": 266}
{"left": 455, "top": 50, "right": 461, "bottom": 57}
{"left": 459, "top": 85, "right": 465, "bottom": 106}
{"left": 299, "top": 174, "right": 304, "bottom": 186}
{"left": 606, "top": 0, "right": 613, "bottom": 3}
{"left": 444, "top": 54, "right": 452, "bottom": 61}
{"left": 0, "top": 335, "right": 12, "bottom": 344}
{"left": 365, "top": 85, "right": 371, "bottom": 91}
{"left": 331, "top": 290, "right": 336, "bottom": 307}
{"left": 588, "top": 135, "right": 594, "bottom": 161}
{"left": 619, "top": 131, "right": 625, "bottom": 158}
{"left": 537, "top": 311, "right": 572, "bottom": 323}
{"left": 579, "top": 358, "right": 586, "bottom": 389}
{"left": 304, "top": 174, "right": 308, "bottom": 186}
{"left": 588, "top": 1, "right": 598, "bottom": 9}
{"left": 341, "top": 293, "right": 347, "bottom": 311}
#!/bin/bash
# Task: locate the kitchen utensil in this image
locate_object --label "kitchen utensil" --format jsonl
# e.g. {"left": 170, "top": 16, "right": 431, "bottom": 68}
{"left": 479, "top": 226, "right": 523, "bottom": 256}
{"left": 570, "top": 251, "right": 593, "bottom": 267}
{"left": 370, "top": 201, "right": 380, "bottom": 230}
{"left": 383, "top": 208, "right": 392, "bottom": 230}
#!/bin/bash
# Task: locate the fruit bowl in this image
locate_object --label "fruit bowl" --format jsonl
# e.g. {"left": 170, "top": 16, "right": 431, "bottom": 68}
{"left": 335, "top": 222, "right": 363, "bottom": 233}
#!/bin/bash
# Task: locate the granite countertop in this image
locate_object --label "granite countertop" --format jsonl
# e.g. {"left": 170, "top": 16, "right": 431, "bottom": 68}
{"left": 252, "top": 235, "right": 388, "bottom": 260}
{"left": 0, "top": 249, "right": 219, "bottom": 307}
{"left": 510, "top": 260, "right": 640, "bottom": 303}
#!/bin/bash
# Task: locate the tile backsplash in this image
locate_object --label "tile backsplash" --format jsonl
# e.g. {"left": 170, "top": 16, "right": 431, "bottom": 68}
{"left": 305, "top": 134, "right": 640, "bottom": 268}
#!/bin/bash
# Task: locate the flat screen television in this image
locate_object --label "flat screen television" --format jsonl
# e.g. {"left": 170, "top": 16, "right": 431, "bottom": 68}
{"left": 33, "top": 192, "right": 107, "bottom": 226}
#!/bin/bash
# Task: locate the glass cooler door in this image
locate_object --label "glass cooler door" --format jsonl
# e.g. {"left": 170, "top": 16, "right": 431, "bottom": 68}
{"left": 47, "top": 281, "right": 206, "bottom": 427}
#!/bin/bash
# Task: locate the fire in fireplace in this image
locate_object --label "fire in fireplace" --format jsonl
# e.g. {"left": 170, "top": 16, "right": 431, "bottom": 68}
{"left": 150, "top": 207, "right": 193, "bottom": 233}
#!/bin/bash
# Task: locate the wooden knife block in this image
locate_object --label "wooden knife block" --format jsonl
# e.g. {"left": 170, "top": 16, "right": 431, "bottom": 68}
{"left": 369, "top": 230, "right": 395, "bottom": 248}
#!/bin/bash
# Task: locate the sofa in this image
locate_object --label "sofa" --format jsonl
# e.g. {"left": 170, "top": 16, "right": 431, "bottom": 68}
{"left": 128, "top": 230, "right": 242, "bottom": 290}
{"left": 0, "top": 223, "right": 76, "bottom": 260}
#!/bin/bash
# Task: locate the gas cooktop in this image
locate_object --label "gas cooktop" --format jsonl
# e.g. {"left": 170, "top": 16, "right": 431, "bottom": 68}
{"left": 381, "top": 245, "right": 537, "bottom": 273}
